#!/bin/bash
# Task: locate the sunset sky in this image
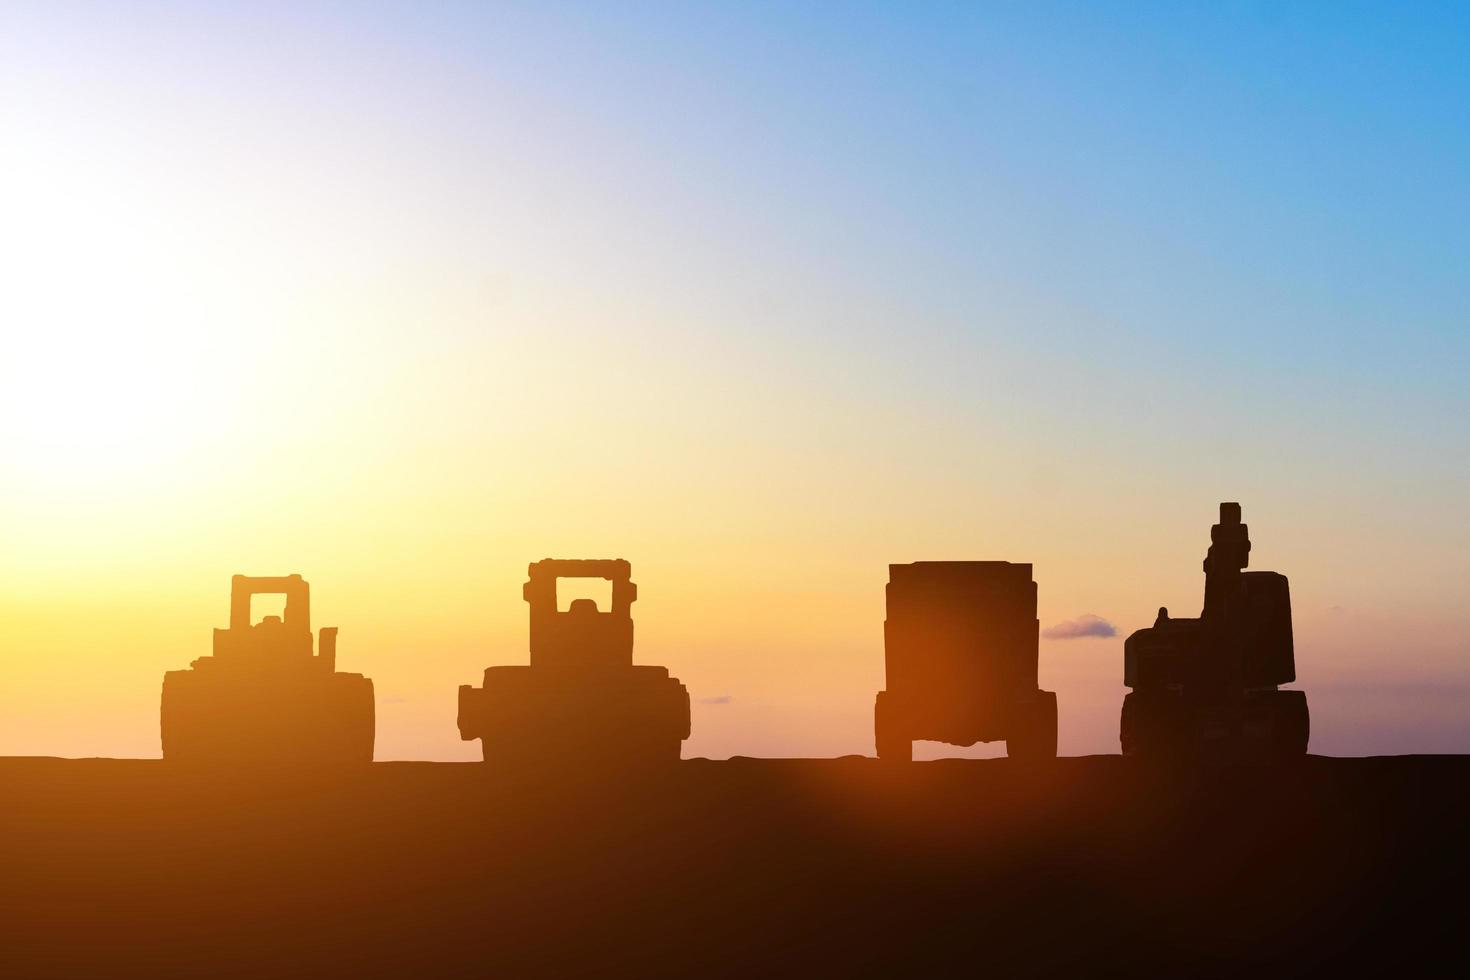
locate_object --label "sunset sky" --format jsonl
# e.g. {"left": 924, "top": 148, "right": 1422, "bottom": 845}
{"left": 1, "top": 2, "right": 1466, "bottom": 760}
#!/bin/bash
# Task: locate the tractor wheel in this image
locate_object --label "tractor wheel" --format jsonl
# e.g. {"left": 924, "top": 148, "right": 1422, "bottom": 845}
{"left": 159, "top": 671, "right": 208, "bottom": 763}
{"left": 326, "top": 673, "right": 376, "bottom": 764}
{"left": 1007, "top": 691, "right": 1058, "bottom": 761}
{"left": 874, "top": 692, "right": 911, "bottom": 762}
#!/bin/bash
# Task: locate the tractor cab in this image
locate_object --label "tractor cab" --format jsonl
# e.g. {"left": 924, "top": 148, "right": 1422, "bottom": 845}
{"left": 458, "top": 559, "right": 690, "bottom": 769}
{"left": 523, "top": 559, "right": 637, "bottom": 669}
{"left": 160, "top": 574, "right": 374, "bottom": 764}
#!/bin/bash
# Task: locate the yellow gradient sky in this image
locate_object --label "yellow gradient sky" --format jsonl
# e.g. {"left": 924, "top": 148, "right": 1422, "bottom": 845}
{"left": 1, "top": 4, "right": 1466, "bottom": 759}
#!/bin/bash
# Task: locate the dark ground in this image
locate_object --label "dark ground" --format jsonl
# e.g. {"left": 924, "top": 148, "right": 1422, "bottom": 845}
{"left": 2, "top": 756, "right": 1465, "bottom": 977}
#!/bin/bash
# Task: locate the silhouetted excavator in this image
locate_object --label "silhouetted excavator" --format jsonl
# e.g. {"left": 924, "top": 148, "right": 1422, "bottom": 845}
{"left": 160, "top": 575, "right": 375, "bottom": 764}
{"left": 875, "top": 561, "right": 1058, "bottom": 762}
{"left": 457, "top": 560, "right": 691, "bottom": 768}
{"left": 1121, "top": 503, "right": 1309, "bottom": 760}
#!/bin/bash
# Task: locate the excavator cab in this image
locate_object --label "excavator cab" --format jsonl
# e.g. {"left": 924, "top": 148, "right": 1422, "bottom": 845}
{"left": 1120, "top": 504, "right": 1308, "bottom": 760}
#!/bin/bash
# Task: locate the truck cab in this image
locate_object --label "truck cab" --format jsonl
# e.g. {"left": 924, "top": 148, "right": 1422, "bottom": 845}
{"left": 876, "top": 561, "right": 1057, "bottom": 762}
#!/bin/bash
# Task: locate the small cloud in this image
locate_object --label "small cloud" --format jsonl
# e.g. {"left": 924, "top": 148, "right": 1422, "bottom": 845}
{"left": 696, "top": 695, "right": 733, "bottom": 705}
{"left": 1042, "top": 614, "right": 1117, "bottom": 640}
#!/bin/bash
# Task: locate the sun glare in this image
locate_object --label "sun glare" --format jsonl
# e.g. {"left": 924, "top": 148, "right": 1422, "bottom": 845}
{"left": 0, "top": 322, "right": 222, "bottom": 480}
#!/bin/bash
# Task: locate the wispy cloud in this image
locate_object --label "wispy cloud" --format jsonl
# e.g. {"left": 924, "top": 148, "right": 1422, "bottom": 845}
{"left": 1042, "top": 614, "right": 1117, "bottom": 640}
{"left": 697, "top": 695, "right": 733, "bottom": 705}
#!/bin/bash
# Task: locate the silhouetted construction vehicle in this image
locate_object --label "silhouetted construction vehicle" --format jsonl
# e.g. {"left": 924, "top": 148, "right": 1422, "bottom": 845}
{"left": 457, "top": 559, "right": 691, "bottom": 768}
{"left": 875, "top": 561, "right": 1057, "bottom": 762}
{"left": 160, "top": 574, "right": 375, "bottom": 764}
{"left": 1121, "top": 503, "right": 1308, "bottom": 760}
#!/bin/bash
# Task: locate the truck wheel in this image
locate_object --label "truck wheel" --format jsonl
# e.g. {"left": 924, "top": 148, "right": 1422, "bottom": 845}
{"left": 874, "top": 692, "right": 911, "bottom": 762}
{"left": 1007, "top": 691, "right": 1058, "bottom": 761}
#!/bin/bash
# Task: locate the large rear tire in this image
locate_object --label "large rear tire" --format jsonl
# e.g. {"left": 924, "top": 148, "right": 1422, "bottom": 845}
{"left": 159, "top": 671, "right": 206, "bottom": 762}
{"left": 329, "top": 674, "right": 376, "bottom": 764}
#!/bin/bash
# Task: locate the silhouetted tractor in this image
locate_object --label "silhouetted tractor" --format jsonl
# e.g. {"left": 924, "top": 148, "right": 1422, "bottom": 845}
{"left": 875, "top": 561, "right": 1057, "bottom": 762}
{"left": 457, "top": 560, "right": 691, "bottom": 768}
{"left": 160, "top": 574, "right": 375, "bottom": 764}
{"left": 1121, "top": 503, "right": 1309, "bottom": 761}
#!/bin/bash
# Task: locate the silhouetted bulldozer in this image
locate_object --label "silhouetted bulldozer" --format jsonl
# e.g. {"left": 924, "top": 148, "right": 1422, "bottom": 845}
{"left": 1121, "top": 503, "right": 1309, "bottom": 760}
{"left": 457, "top": 560, "right": 691, "bottom": 768}
{"left": 875, "top": 561, "right": 1057, "bottom": 762}
{"left": 160, "top": 575, "right": 375, "bottom": 764}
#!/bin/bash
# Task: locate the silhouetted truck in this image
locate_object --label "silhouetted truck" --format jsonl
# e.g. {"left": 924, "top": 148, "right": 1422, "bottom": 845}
{"left": 160, "top": 575, "right": 375, "bottom": 764}
{"left": 457, "top": 559, "right": 691, "bottom": 768}
{"left": 875, "top": 561, "right": 1057, "bottom": 762}
{"left": 1121, "top": 503, "right": 1308, "bottom": 760}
